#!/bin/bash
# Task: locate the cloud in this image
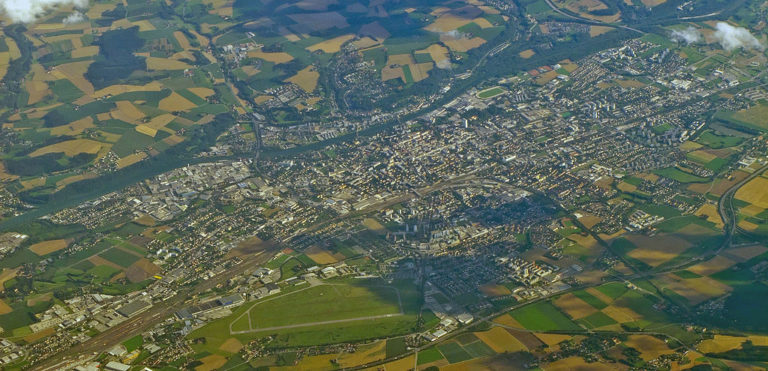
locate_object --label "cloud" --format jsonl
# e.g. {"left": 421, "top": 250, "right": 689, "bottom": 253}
{"left": 0, "top": 0, "right": 89, "bottom": 23}
{"left": 713, "top": 22, "right": 764, "bottom": 51}
{"left": 63, "top": 10, "right": 85, "bottom": 24}
{"left": 670, "top": 26, "right": 701, "bottom": 44}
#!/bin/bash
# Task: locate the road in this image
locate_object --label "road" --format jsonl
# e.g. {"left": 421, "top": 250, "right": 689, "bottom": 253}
{"left": 717, "top": 163, "right": 768, "bottom": 250}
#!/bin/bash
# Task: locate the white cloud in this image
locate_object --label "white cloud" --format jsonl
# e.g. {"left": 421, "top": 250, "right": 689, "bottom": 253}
{"left": 713, "top": 22, "right": 763, "bottom": 51}
{"left": 670, "top": 26, "right": 701, "bottom": 44}
{"left": 0, "top": 0, "right": 89, "bottom": 23}
{"left": 63, "top": 10, "right": 85, "bottom": 24}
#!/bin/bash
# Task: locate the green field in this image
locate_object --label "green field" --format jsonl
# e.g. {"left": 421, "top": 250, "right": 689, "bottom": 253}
{"left": 510, "top": 301, "right": 581, "bottom": 331}
{"left": 247, "top": 283, "right": 402, "bottom": 329}
{"left": 98, "top": 248, "right": 140, "bottom": 268}
{"left": 477, "top": 86, "right": 506, "bottom": 99}
{"left": 695, "top": 131, "right": 744, "bottom": 149}
{"left": 437, "top": 342, "right": 473, "bottom": 363}
{"left": 653, "top": 167, "right": 709, "bottom": 183}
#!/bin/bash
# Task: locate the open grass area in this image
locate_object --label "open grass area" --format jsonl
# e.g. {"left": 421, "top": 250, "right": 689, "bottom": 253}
{"left": 510, "top": 301, "right": 581, "bottom": 331}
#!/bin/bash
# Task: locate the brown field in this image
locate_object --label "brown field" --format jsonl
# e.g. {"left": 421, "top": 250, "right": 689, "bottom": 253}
{"left": 735, "top": 176, "right": 768, "bottom": 208}
{"left": 146, "top": 57, "right": 192, "bottom": 70}
{"left": 27, "top": 292, "right": 53, "bottom": 307}
{"left": 146, "top": 114, "right": 176, "bottom": 129}
{"left": 546, "top": 356, "right": 618, "bottom": 371}
{"left": 0, "top": 162, "right": 18, "bottom": 182}
{"left": 23, "top": 327, "right": 56, "bottom": 344}
{"left": 219, "top": 337, "right": 243, "bottom": 353}
{"left": 519, "top": 49, "right": 535, "bottom": 58}
{"left": 51, "top": 116, "right": 95, "bottom": 136}
{"left": 624, "top": 335, "right": 673, "bottom": 361}
{"left": 381, "top": 65, "right": 405, "bottom": 82}
{"left": 740, "top": 204, "right": 765, "bottom": 217}
{"left": 307, "top": 34, "right": 355, "bottom": 53}
{"left": 6, "top": 38, "right": 20, "bottom": 59}
{"left": 118, "top": 152, "right": 148, "bottom": 169}
{"left": 305, "top": 246, "right": 339, "bottom": 265}
{"left": 442, "top": 36, "right": 486, "bottom": 52}
{"left": 387, "top": 54, "right": 415, "bottom": 66}
{"left": 247, "top": 50, "right": 295, "bottom": 64}
{"left": 687, "top": 256, "right": 736, "bottom": 276}
{"left": 657, "top": 273, "right": 731, "bottom": 305}
{"left": 30, "top": 239, "right": 70, "bottom": 255}
{"left": 352, "top": 37, "right": 380, "bottom": 49}
{"left": 694, "top": 203, "right": 724, "bottom": 229}
{"left": 553, "top": 293, "right": 598, "bottom": 319}
{"left": 479, "top": 284, "right": 511, "bottom": 297}
{"left": 680, "top": 140, "right": 703, "bottom": 151}
{"left": 625, "top": 234, "right": 691, "bottom": 267}
{"left": 0, "top": 298, "right": 11, "bottom": 315}
{"left": 426, "top": 15, "right": 492, "bottom": 32}
{"left": 196, "top": 354, "right": 228, "bottom": 371}
{"left": 615, "top": 79, "right": 646, "bottom": 88}
{"left": 738, "top": 219, "right": 760, "bottom": 231}
{"left": 159, "top": 92, "right": 198, "bottom": 111}
{"left": 286, "top": 66, "right": 320, "bottom": 93}
{"left": 640, "top": 0, "right": 666, "bottom": 6}
{"left": 26, "top": 80, "right": 51, "bottom": 104}
{"left": 698, "top": 335, "right": 748, "bottom": 354}
{"left": 30, "top": 139, "right": 105, "bottom": 158}
{"left": 337, "top": 340, "right": 386, "bottom": 367}
{"left": 475, "top": 327, "right": 527, "bottom": 353}
{"left": 617, "top": 181, "right": 637, "bottom": 193}
{"left": 585, "top": 287, "right": 614, "bottom": 304}
{"left": 163, "top": 135, "right": 185, "bottom": 146}
{"left": 567, "top": 233, "right": 600, "bottom": 249}
{"left": 725, "top": 244, "right": 768, "bottom": 262}
{"left": 126, "top": 258, "right": 160, "bottom": 283}
{"left": 132, "top": 20, "right": 156, "bottom": 31}
{"left": 362, "top": 218, "right": 386, "bottom": 233}
{"left": 21, "top": 177, "right": 46, "bottom": 191}
{"left": 134, "top": 215, "right": 156, "bottom": 227}
{"left": 492, "top": 313, "right": 523, "bottom": 328}
{"left": 189, "top": 87, "right": 216, "bottom": 99}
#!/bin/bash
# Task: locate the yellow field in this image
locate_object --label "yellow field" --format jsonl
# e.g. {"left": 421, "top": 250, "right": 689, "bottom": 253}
{"left": 419, "top": 44, "right": 450, "bottom": 68}
{"left": 410, "top": 62, "right": 433, "bottom": 82}
{"left": 740, "top": 204, "right": 765, "bottom": 217}
{"left": 546, "top": 356, "right": 617, "bottom": 371}
{"left": 362, "top": 218, "right": 386, "bottom": 232}
{"left": 56, "top": 173, "right": 97, "bottom": 190}
{"left": 0, "top": 298, "right": 11, "bottom": 315}
{"left": 535, "top": 333, "right": 573, "bottom": 347}
{"left": 23, "top": 328, "right": 56, "bottom": 344}
{"left": 29, "top": 239, "right": 70, "bottom": 256}
{"left": 118, "top": 152, "right": 148, "bottom": 169}
{"left": 553, "top": 293, "right": 598, "bottom": 319}
{"left": 195, "top": 354, "right": 228, "bottom": 371}
{"left": 219, "top": 337, "right": 243, "bottom": 353}
{"left": 387, "top": 54, "right": 415, "bottom": 66}
{"left": 189, "top": 87, "right": 216, "bottom": 99}
{"left": 174, "top": 31, "right": 192, "bottom": 50}
{"left": 475, "top": 327, "right": 527, "bottom": 353}
{"left": 442, "top": 36, "right": 486, "bottom": 52}
{"left": 305, "top": 246, "right": 339, "bottom": 264}
{"left": 519, "top": 49, "right": 535, "bottom": 58}
{"left": 617, "top": 181, "right": 637, "bottom": 192}
{"left": 364, "top": 354, "right": 414, "bottom": 371}
{"left": 6, "top": 38, "right": 20, "bottom": 60}
{"left": 739, "top": 219, "right": 760, "bottom": 231}
{"left": 21, "top": 177, "right": 46, "bottom": 191}
{"left": 492, "top": 313, "right": 523, "bottom": 328}
{"left": 113, "top": 101, "right": 146, "bottom": 123}
{"left": 54, "top": 61, "right": 94, "bottom": 95}
{"left": 146, "top": 57, "right": 192, "bottom": 70}
{"left": 163, "top": 135, "right": 185, "bottom": 146}
{"left": 26, "top": 80, "right": 51, "bottom": 105}
{"left": 307, "top": 34, "right": 355, "bottom": 53}
{"left": 0, "top": 268, "right": 18, "bottom": 292}
{"left": 30, "top": 139, "right": 105, "bottom": 157}
{"left": 694, "top": 203, "right": 724, "bottom": 229}
{"left": 286, "top": 66, "right": 320, "bottom": 92}
{"left": 93, "top": 81, "right": 165, "bottom": 97}
{"left": 337, "top": 341, "right": 386, "bottom": 368}
{"left": 159, "top": 92, "right": 198, "bottom": 111}
{"left": 567, "top": 233, "right": 600, "bottom": 249}
{"left": 136, "top": 125, "right": 158, "bottom": 137}
{"left": 71, "top": 46, "right": 99, "bottom": 58}
{"left": 146, "top": 114, "right": 176, "bottom": 130}
{"left": 658, "top": 274, "right": 732, "bottom": 305}
{"left": 698, "top": 335, "right": 749, "bottom": 354}
{"left": 735, "top": 176, "right": 768, "bottom": 208}
{"left": 624, "top": 335, "right": 673, "bottom": 361}
{"left": 600, "top": 305, "right": 640, "bottom": 324}
{"left": 247, "top": 50, "right": 295, "bottom": 64}
{"left": 687, "top": 256, "right": 736, "bottom": 276}
{"left": 0, "top": 162, "right": 18, "bottom": 182}
{"left": 640, "top": 0, "right": 666, "bottom": 6}
{"left": 625, "top": 234, "right": 691, "bottom": 267}
{"left": 590, "top": 26, "right": 615, "bottom": 37}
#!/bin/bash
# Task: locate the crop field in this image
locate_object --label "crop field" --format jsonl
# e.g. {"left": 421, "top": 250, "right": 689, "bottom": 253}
{"left": 336, "top": 340, "right": 386, "bottom": 367}
{"left": 306, "top": 34, "right": 355, "bottom": 53}
{"left": 29, "top": 239, "right": 70, "bottom": 256}
{"left": 654, "top": 167, "right": 708, "bottom": 183}
{"left": 510, "top": 301, "right": 581, "bottom": 331}
{"left": 546, "top": 356, "right": 618, "bottom": 371}
{"left": 735, "top": 176, "right": 768, "bottom": 209}
{"left": 553, "top": 293, "right": 598, "bottom": 319}
{"left": 474, "top": 327, "right": 526, "bottom": 353}
{"left": 655, "top": 273, "right": 732, "bottom": 306}
{"left": 687, "top": 256, "right": 736, "bottom": 276}
{"left": 29, "top": 139, "right": 106, "bottom": 157}
{"left": 304, "top": 246, "right": 340, "bottom": 265}
{"left": 623, "top": 335, "right": 673, "bottom": 361}
{"left": 623, "top": 234, "right": 692, "bottom": 267}
{"left": 717, "top": 104, "right": 768, "bottom": 131}
{"left": 723, "top": 244, "right": 768, "bottom": 262}
{"left": 286, "top": 66, "right": 320, "bottom": 93}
